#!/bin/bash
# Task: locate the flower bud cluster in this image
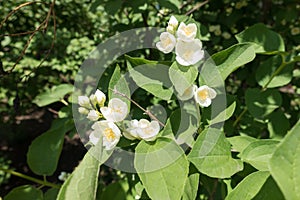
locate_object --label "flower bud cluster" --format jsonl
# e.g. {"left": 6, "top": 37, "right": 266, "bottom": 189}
{"left": 156, "top": 16, "right": 205, "bottom": 66}
{"left": 78, "top": 90, "right": 161, "bottom": 150}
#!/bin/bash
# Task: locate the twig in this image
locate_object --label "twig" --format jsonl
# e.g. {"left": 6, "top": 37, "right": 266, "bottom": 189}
{"left": 233, "top": 107, "right": 247, "bottom": 127}
{"left": 185, "top": 0, "right": 209, "bottom": 16}
{"left": 109, "top": 87, "right": 166, "bottom": 127}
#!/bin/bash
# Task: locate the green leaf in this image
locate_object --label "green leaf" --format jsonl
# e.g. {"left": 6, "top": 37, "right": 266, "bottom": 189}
{"left": 267, "top": 109, "right": 290, "bottom": 139}
{"left": 99, "top": 182, "right": 126, "bottom": 200}
{"left": 33, "top": 84, "right": 73, "bottom": 107}
{"left": 135, "top": 138, "right": 189, "bottom": 200}
{"left": 44, "top": 188, "right": 59, "bottom": 200}
{"left": 127, "top": 61, "right": 173, "bottom": 100}
{"left": 108, "top": 65, "right": 131, "bottom": 109}
{"left": 245, "top": 88, "right": 282, "bottom": 119}
{"left": 169, "top": 61, "right": 198, "bottom": 96}
{"left": 256, "top": 55, "right": 294, "bottom": 88}
{"left": 4, "top": 185, "right": 43, "bottom": 200}
{"left": 182, "top": 173, "right": 200, "bottom": 200}
{"left": 269, "top": 120, "right": 300, "bottom": 200}
{"left": 239, "top": 140, "right": 279, "bottom": 171}
{"left": 235, "top": 23, "right": 285, "bottom": 53}
{"left": 252, "top": 176, "right": 284, "bottom": 200}
{"left": 227, "top": 135, "right": 257, "bottom": 153}
{"left": 201, "top": 44, "right": 255, "bottom": 81}
{"left": 188, "top": 128, "right": 243, "bottom": 178}
{"left": 171, "top": 100, "right": 200, "bottom": 147}
{"left": 157, "top": 0, "right": 181, "bottom": 12}
{"left": 209, "top": 101, "right": 236, "bottom": 125}
{"left": 225, "top": 171, "right": 270, "bottom": 200}
{"left": 27, "top": 118, "right": 73, "bottom": 176}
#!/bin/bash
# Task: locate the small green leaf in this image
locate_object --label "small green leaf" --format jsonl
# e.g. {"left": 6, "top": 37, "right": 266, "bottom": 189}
{"left": 99, "top": 181, "right": 126, "bottom": 200}
{"left": 44, "top": 188, "right": 59, "bottom": 200}
{"left": 269, "top": 120, "right": 300, "bottom": 200}
{"left": 108, "top": 65, "right": 130, "bottom": 109}
{"left": 209, "top": 101, "right": 236, "bottom": 125}
{"left": 169, "top": 61, "right": 198, "bottom": 96}
{"left": 4, "top": 185, "right": 43, "bottom": 200}
{"left": 256, "top": 55, "right": 294, "bottom": 88}
{"left": 239, "top": 140, "right": 279, "bottom": 171}
{"left": 245, "top": 88, "right": 282, "bottom": 119}
{"left": 27, "top": 118, "right": 73, "bottom": 176}
{"left": 135, "top": 138, "right": 189, "bottom": 200}
{"left": 235, "top": 23, "right": 285, "bottom": 53}
{"left": 57, "top": 136, "right": 112, "bottom": 200}
{"left": 182, "top": 173, "right": 200, "bottom": 200}
{"left": 267, "top": 110, "right": 290, "bottom": 139}
{"left": 127, "top": 61, "right": 173, "bottom": 100}
{"left": 188, "top": 128, "right": 243, "bottom": 178}
{"left": 225, "top": 171, "right": 270, "bottom": 200}
{"left": 33, "top": 84, "right": 73, "bottom": 107}
{"left": 201, "top": 43, "right": 255, "bottom": 81}
{"left": 227, "top": 135, "right": 257, "bottom": 153}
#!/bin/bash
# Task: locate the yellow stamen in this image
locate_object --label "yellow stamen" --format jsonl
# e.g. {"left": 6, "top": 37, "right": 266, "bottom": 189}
{"left": 198, "top": 89, "right": 209, "bottom": 101}
{"left": 104, "top": 128, "right": 116, "bottom": 141}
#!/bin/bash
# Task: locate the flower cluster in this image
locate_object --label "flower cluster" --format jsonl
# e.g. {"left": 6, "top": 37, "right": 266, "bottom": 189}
{"left": 156, "top": 16, "right": 205, "bottom": 66}
{"left": 179, "top": 84, "right": 217, "bottom": 107}
{"left": 78, "top": 90, "right": 161, "bottom": 150}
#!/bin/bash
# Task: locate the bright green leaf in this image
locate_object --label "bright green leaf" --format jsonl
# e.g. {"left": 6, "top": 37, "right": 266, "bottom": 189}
{"left": 135, "top": 138, "right": 189, "bottom": 200}
{"left": 188, "top": 128, "right": 243, "bottom": 178}
{"left": 182, "top": 173, "right": 200, "bottom": 200}
{"left": 4, "top": 185, "right": 43, "bottom": 200}
{"left": 269, "top": 120, "right": 300, "bottom": 200}
{"left": 235, "top": 23, "right": 285, "bottom": 53}
{"left": 209, "top": 101, "right": 236, "bottom": 125}
{"left": 239, "top": 140, "right": 279, "bottom": 171}
{"left": 245, "top": 88, "right": 282, "bottom": 119}
{"left": 225, "top": 171, "right": 270, "bottom": 200}
{"left": 108, "top": 64, "right": 131, "bottom": 109}
{"left": 169, "top": 61, "right": 198, "bottom": 96}
{"left": 256, "top": 55, "right": 294, "bottom": 88}
{"left": 27, "top": 118, "right": 73, "bottom": 176}
{"left": 33, "top": 84, "right": 73, "bottom": 107}
{"left": 127, "top": 61, "right": 173, "bottom": 100}
{"left": 227, "top": 135, "right": 257, "bottom": 153}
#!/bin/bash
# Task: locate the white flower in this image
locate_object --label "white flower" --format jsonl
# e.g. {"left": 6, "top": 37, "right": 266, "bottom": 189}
{"left": 177, "top": 85, "right": 197, "bottom": 101}
{"left": 177, "top": 22, "right": 197, "bottom": 41}
{"left": 78, "top": 96, "right": 91, "bottom": 108}
{"left": 194, "top": 85, "right": 217, "bottom": 107}
{"left": 166, "top": 16, "right": 178, "bottom": 34}
{"left": 87, "top": 110, "right": 101, "bottom": 121}
{"left": 124, "top": 119, "right": 140, "bottom": 140}
{"left": 138, "top": 119, "right": 160, "bottom": 141}
{"left": 100, "top": 98, "right": 128, "bottom": 122}
{"left": 156, "top": 32, "right": 176, "bottom": 54}
{"left": 78, "top": 107, "right": 89, "bottom": 115}
{"left": 90, "top": 120, "right": 121, "bottom": 150}
{"left": 175, "top": 39, "right": 204, "bottom": 66}
{"left": 125, "top": 119, "right": 160, "bottom": 141}
{"left": 90, "top": 89, "right": 106, "bottom": 107}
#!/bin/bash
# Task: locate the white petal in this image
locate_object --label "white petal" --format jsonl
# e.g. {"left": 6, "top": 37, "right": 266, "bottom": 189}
{"left": 177, "top": 22, "right": 197, "bottom": 41}
{"left": 87, "top": 110, "right": 100, "bottom": 121}
{"left": 175, "top": 39, "right": 204, "bottom": 66}
{"left": 177, "top": 85, "right": 196, "bottom": 101}
{"left": 78, "top": 107, "right": 89, "bottom": 115}
{"left": 208, "top": 87, "right": 217, "bottom": 99}
{"left": 78, "top": 96, "right": 91, "bottom": 108}
{"left": 156, "top": 32, "right": 176, "bottom": 54}
{"left": 94, "top": 89, "right": 106, "bottom": 105}
{"left": 138, "top": 120, "right": 160, "bottom": 141}
{"left": 89, "top": 131, "right": 100, "bottom": 145}
{"left": 198, "top": 98, "right": 212, "bottom": 107}
{"left": 168, "top": 16, "right": 178, "bottom": 27}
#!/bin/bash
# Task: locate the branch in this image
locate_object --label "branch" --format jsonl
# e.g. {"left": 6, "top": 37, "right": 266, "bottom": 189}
{"left": 185, "top": 0, "right": 209, "bottom": 16}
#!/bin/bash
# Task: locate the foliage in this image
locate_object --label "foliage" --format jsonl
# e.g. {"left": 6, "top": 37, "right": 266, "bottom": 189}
{"left": 0, "top": 0, "right": 300, "bottom": 200}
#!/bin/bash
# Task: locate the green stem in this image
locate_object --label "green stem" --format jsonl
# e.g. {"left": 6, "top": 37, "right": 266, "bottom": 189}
{"left": 233, "top": 107, "right": 248, "bottom": 127}
{"left": 0, "top": 168, "right": 61, "bottom": 189}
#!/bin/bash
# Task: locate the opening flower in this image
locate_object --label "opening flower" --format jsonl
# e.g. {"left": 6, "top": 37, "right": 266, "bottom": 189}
{"left": 194, "top": 85, "right": 217, "bottom": 107}
{"left": 166, "top": 16, "right": 178, "bottom": 34}
{"left": 125, "top": 119, "right": 160, "bottom": 141}
{"left": 89, "top": 120, "right": 121, "bottom": 150}
{"left": 90, "top": 89, "right": 106, "bottom": 107}
{"left": 177, "top": 22, "right": 197, "bottom": 41}
{"left": 175, "top": 39, "right": 204, "bottom": 66}
{"left": 177, "top": 85, "right": 198, "bottom": 101}
{"left": 156, "top": 32, "right": 176, "bottom": 54}
{"left": 78, "top": 107, "right": 89, "bottom": 115}
{"left": 78, "top": 96, "right": 92, "bottom": 108}
{"left": 87, "top": 109, "right": 101, "bottom": 121}
{"left": 100, "top": 98, "right": 128, "bottom": 122}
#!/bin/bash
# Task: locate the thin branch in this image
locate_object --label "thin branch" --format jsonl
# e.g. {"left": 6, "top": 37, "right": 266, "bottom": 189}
{"left": 185, "top": 0, "right": 209, "bottom": 16}
{"left": 109, "top": 87, "right": 166, "bottom": 127}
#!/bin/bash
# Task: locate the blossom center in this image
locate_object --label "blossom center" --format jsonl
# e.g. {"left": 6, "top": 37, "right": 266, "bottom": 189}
{"left": 104, "top": 128, "right": 116, "bottom": 141}
{"left": 183, "top": 50, "right": 193, "bottom": 60}
{"left": 162, "top": 37, "right": 172, "bottom": 47}
{"left": 197, "top": 89, "right": 209, "bottom": 101}
{"left": 184, "top": 27, "right": 193, "bottom": 36}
